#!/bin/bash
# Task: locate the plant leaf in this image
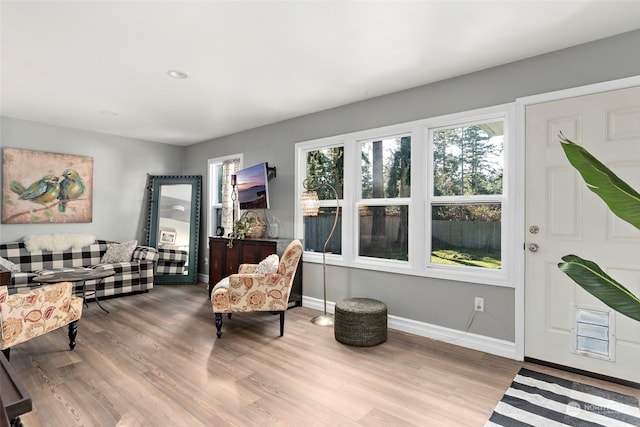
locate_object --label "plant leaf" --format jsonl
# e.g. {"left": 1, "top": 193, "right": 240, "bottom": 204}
{"left": 558, "top": 254, "right": 640, "bottom": 322}
{"left": 559, "top": 134, "right": 640, "bottom": 230}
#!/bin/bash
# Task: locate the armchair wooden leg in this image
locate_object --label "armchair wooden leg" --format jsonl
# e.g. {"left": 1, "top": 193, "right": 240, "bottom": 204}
{"left": 215, "top": 313, "right": 223, "bottom": 338}
{"left": 279, "top": 311, "right": 285, "bottom": 337}
{"left": 68, "top": 320, "right": 78, "bottom": 350}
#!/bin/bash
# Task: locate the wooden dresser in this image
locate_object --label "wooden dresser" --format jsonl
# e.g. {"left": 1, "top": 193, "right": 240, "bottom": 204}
{"left": 208, "top": 237, "right": 302, "bottom": 307}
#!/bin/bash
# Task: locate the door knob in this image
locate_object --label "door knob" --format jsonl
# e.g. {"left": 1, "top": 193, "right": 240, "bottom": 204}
{"left": 528, "top": 243, "right": 539, "bottom": 252}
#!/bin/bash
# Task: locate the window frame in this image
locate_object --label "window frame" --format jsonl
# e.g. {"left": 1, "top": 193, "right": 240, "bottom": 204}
{"left": 295, "top": 103, "right": 516, "bottom": 288}
{"left": 207, "top": 153, "right": 242, "bottom": 240}
{"left": 425, "top": 115, "right": 507, "bottom": 276}
{"left": 295, "top": 138, "right": 346, "bottom": 264}
{"left": 356, "top": 132, "right": 412, "bottom": 263}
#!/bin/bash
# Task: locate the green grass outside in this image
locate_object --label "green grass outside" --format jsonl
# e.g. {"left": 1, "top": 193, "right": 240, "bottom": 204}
{"left": 431, "top": 248, "right": 501, "bottom": 269}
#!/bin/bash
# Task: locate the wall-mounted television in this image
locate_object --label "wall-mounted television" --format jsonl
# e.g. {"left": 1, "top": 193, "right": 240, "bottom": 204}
{"left": 237, "top": 162, "right": 271, "bottom": 210}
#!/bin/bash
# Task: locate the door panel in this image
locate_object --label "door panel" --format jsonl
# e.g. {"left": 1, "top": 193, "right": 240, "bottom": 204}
{"left": 525, "top": 86, "right": 640, "bottom": 383}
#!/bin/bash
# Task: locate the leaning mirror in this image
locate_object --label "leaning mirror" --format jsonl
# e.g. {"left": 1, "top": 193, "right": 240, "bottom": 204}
{"left": 145, "top": 175, "right": 201, "bottom": 284}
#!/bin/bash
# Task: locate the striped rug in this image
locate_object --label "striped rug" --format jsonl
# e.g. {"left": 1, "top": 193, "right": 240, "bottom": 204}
{"left": 486, "top": 368, "right": 640, "bottom": 426}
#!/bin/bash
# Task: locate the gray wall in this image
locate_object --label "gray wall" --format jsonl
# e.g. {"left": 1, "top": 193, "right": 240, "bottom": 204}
{"left": 185, "top": 29, "right": 640, "bottom": 342}
{"left": 0, "top": 117, "right": 184, "bottom": 243}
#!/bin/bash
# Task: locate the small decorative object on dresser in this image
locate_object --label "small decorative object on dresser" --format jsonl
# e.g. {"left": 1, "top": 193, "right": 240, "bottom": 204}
{"left": 225, "top": 210, "right": 267, "bottom": 248}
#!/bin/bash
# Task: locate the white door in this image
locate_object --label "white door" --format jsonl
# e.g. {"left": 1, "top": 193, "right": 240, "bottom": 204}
{"left": 525, "top": 85, "right": 640, "bottom": 383}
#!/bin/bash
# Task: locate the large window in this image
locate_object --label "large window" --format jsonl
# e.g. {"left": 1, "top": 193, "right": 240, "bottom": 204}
{"left": 429, "top": 121, "right": 504, "bottom": 270}
{"left": 358, "top": 136, "right": 410, "bottom": 261}
{"left": 295, "top": 104, "right": 515, "bottom": 287}
{"left": 303, "top": 146, "right": 343, "bottom": 254}
{"left": 207, "top": 154, "right": 241, "bottom": 239}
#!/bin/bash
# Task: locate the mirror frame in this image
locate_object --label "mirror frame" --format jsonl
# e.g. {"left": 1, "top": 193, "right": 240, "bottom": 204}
{"left": 145, "top": 175, "right": 202, "bottom": 284}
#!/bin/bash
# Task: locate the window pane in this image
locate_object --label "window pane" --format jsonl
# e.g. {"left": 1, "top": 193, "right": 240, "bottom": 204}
{"left": 361, "top": 136, "right": 411, "bottom": 199}
{"left": 216, "top": 164, "right": 223, "bottom": 203}
{"left": 432, "top": 122, "right": 503, "bottom": 196}
{"left": 214, "top": 208, "right": 222, "bottom": 229}
{"left": 359, "top": 205, "right": 408, "bottom": 261}
{"left": 431, "top": 204, "right": 501, "bottom": 269}
{"left": 306, "top": 147, "right": 344, "bottom": 199}
{"left": 304, "top": 207, "right": 342, "bottom": 254}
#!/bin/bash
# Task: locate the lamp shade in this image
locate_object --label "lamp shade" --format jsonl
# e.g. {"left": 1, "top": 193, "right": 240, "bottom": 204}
{"left": 301, "top": 190, "right": 320, "bottom": 216}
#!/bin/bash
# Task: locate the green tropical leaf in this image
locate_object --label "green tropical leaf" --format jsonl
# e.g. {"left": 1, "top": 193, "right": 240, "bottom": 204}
{"left": 558, "top": 254, "right": 640, "bottom": 322}
{"left": 559, "top": 134, "right": 640, "bottom": 229}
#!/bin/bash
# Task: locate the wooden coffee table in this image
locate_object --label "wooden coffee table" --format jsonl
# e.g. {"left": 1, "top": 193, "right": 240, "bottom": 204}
{"left": 33, "top": 269, "right": 115, "bottom": 313}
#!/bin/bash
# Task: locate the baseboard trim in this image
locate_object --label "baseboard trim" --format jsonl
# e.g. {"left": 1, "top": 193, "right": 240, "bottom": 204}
{"left": 302, "top": 296, "right": 516, "bottom": 360}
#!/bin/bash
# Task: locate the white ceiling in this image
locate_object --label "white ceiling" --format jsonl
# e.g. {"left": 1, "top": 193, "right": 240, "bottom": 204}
{"left": 2, "top": 1, "right": 640, "bottom": 146}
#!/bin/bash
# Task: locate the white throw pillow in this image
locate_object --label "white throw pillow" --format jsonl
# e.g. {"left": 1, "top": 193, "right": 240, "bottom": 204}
{"left": 254, "top": 254, "right": 279, "bottom": 274}
{"left": 0, "top": 256, "right": 20, "bottom": 272}
{"left": 101, "top": 240, "right": 138, "bottom": 263}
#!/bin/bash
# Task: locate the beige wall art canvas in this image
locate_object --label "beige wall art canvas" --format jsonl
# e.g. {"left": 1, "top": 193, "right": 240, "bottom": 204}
{"left": 2, "top": 147, "right": 93, "bottom": 224}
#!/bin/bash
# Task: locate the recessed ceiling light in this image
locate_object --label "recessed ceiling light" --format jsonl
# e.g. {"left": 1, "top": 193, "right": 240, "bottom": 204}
{"left": 167, "top": 70, "right": 188, "bottom": 79}
{"left": 100, "top": 110, "right": 118, "bottom": 116}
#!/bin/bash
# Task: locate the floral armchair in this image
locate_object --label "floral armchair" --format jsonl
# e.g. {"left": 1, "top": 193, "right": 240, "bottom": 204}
{"left": 0, "top": 282, "right": 83, "bottom": 360}
{"left": 211, "top": 239, "right": 303, "bottom": 338}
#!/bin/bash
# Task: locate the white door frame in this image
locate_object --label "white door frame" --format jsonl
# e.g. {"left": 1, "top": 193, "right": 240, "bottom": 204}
{"left": 513, "top": 75, "right": 640, "bottom": 361}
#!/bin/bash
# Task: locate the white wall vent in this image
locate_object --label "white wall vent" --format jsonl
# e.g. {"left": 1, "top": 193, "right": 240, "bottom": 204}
{"left": 572, "top": 305, "right": 615, "bottom": 361}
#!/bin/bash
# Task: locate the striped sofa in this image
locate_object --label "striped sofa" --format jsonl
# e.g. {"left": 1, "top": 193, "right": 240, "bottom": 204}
{"left": 0, "top": 240, "right": 158, "bottom": 298}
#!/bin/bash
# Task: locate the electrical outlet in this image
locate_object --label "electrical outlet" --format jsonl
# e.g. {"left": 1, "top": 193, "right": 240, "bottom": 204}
{"left": 474, "top": 297, "right": 484, "bottom": 312}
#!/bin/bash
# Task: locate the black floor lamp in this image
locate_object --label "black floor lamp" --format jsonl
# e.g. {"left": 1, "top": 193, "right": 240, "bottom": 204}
{"left": 301, "top": 177, "right": 340, "bottom": 326}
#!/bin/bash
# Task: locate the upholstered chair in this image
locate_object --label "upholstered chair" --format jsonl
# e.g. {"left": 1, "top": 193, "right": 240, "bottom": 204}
{"left": 0, "top": 282, "right": 83, "bottom": 360}
{"left": 211, "top": 239, "right": 303, "bottom": 338}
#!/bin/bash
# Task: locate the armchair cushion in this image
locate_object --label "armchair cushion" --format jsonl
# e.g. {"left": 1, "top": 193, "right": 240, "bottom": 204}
{"left": 0, "top": 282, "right": 83, "bottom": 350}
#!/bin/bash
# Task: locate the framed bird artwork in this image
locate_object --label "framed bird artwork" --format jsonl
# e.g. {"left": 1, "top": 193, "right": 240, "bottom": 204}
{"left": 2, "top": 147, "right": 93, "bottom": 224}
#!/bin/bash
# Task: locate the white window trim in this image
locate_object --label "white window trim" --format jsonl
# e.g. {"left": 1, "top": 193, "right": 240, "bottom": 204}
{"left": 207, "top": 153, "right": 242, "bottom": 240}
{"left": 295, "top": 103, "right": 516, "bottom": 288}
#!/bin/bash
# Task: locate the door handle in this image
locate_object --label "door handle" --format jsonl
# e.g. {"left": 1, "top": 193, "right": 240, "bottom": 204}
{"left": 528, "top": 243, "right": 539, "bottom": 252}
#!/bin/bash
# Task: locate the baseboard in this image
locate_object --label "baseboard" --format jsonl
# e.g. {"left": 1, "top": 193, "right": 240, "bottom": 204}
{"left": 302, "top": 296, "right": 517, "bottom": 360}
{"left": 198, "top": 273, "right": 209, "bottom": 284}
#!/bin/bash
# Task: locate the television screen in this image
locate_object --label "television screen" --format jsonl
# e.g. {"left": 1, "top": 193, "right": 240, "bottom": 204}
{"left": 237, "top": 163, "right": 270, "bottom": 210}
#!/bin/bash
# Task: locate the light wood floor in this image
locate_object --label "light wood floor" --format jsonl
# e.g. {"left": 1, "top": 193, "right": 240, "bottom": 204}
{"left": 8, "top": 283, "right": 640, "bottom": 426}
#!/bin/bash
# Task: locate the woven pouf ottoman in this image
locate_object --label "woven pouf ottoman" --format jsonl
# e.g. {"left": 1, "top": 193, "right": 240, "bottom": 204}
{"left": 334, "top": 297, "right": 387, "bottom": 346}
